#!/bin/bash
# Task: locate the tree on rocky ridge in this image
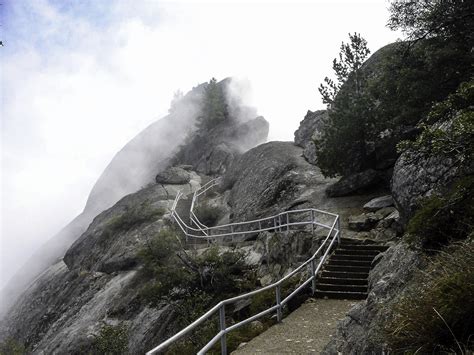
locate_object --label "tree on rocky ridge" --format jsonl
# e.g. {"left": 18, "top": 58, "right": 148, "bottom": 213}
{"left": 316, "top": 33, "right": 373, "bottom": 177}
{"left": 196, "top": 77, "right": 229, "bottom": 130}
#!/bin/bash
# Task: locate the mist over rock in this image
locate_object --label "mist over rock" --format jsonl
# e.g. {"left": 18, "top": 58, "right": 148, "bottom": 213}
{"left": 0, "top": 77, "right": 267, "bottom": 319}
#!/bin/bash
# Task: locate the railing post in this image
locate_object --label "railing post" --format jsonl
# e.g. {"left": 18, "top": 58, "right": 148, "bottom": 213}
{"left": 286, "top": 213, "right": 290, "bottom": 234}
{"left": 310, "top": 210, "right": 314, "bottom": 235}
{"left": 219, "top": 305, "right": 227, "bottom": 355}
{"left": 336, "top": 217, "right": 341, "bottom": 245}
{"left": 273, "top": 217, "right": 277, "bottom": 232}
{"left": 275, "top": 284, "right": 282, "bottom": 323}
{"left": 258, "top": 221, "right": 262, "bottom": 231}
{"left": 278, "top": 215, "right": 282, "bottom": 232}
{"left": 310, "top": 259, "right": 316, "bottom": 295}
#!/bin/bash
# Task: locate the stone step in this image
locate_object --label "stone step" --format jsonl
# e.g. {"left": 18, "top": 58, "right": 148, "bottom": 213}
{"left": 317, "top": 283, "right": 368, "bottom": 293}
{"left": 320, "top": 271, "right": 369, "bottom": 279}
{"left": 334, "top": 249, "right": 380, "bottom": 257}
{"left": 314, "top": 290, "right": 367, "bottom": 300}
{"left": 325, "top": 264, "right": 371, "bottom": 273}
{"left": 326, "top": 259, "right": 373, "bottom": 267}
{"left": 339, "top": 244, "right": 388, "bottom": 252}
{"left": 318, "top": 277, "right": 368, "bottom": 286}
{"left": 331, "top": 254, "right": 375, "bottom": 262}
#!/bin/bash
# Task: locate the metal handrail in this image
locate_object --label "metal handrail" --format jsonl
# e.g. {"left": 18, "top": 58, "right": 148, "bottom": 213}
{"left": 147, "top": 183, "right": 341, "bottom": 355}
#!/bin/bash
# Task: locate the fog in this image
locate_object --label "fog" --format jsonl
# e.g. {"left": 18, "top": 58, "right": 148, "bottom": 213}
{"left": 0, "top": 1, "right": 400, "bottom": 292}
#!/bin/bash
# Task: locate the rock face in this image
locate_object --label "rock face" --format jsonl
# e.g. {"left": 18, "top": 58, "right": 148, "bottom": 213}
{"left": 1, "top": 78, "right": 268, "bottom": 319}
{"left": 322, "top": 243, "right": 423, "bottom": 354}
{"left": 294, "top": 110, "right": 328, "bottom": 165}
{"left": 174, "top": 116, "right": 269, "bottom": 176}
{"left": 326, "top": 169, "right": 382, "bottom": 197}
{"left": 223, "top": 142, "right": 330, "bottom": 222}
{"left": 155, "top": 166, "right": 191, "bottom": 184}
{"left": 0, "top": 174, "right": 200, "bottom": 353}
{"left": 64, "top": 172, "right": 200, "bottom": 273}
{"left": 391, "top": 149, "right": 463, "bottom": 225}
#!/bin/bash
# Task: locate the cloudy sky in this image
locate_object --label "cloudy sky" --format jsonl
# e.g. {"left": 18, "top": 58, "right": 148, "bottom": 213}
{"left": 0, "top": 0, "right": 400, "bottom": 289}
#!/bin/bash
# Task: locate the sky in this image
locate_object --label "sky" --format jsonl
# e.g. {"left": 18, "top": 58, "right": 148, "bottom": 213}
{"left": 0, "top": 0, "right": 401, "bottom": 289}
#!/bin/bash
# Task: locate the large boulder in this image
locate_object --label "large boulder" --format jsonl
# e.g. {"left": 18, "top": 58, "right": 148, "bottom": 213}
{"left": 223, "top": 142, "right": 328, "bottom": 221}
{"left": 294, "top": 110, "right": 328, "bottom": 165}
{"left": 326, "top": 169, "right": 382, "bottom": 197}
{"left": 391, "top": 149, "right": 463, "bottom": 226}
{"left": 155, "top": 166, "right": 191, "bottom": 184}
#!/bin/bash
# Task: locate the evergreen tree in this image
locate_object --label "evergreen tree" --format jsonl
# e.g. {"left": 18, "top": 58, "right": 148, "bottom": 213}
{"left": 196, "top": 78, "right": 229, "bottom": 130}
{"left": 316, "top": 33, "right": 373, "bottom": 177}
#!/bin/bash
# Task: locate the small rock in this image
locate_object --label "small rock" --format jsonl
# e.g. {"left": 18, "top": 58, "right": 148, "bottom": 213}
{"left": 249, "top": 320, "right": 264, "bottom": 332}
{"left": 363, "top": 195, "right": 393, "bottom": 212}
{"left": 237, "top": 342, "right": 247, "bottom": 349}
{"left": 374, "top": 207, "right": 396, "bottom": 220}
{"left": 259, "top": 274, "right": 273, "bottom": 286}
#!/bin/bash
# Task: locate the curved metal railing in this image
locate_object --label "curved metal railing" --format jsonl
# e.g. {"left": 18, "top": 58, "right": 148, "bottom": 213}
{"left": 147, "top": 180, "right": 341, "bottom": 355}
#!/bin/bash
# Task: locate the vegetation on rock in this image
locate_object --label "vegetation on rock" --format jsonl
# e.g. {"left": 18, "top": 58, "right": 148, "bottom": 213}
{"left": 315, "top": 1, "right": 473, "bottom": 178}
{"left": 0, "top": 338, "right": 26, "bottom": 355}
{"left": 385, "top": 239, "right": 474, "bottom": 353}
{"left": 102, "top": 201, "right": 165, "bottom": 239}
{"left": 315, "top": 33, "right": 372, "bottom": 177}
{"left": 93, "top": 323, "right": 129, "bottom": 355}
{"left": 196, "top": 78, "right": 230, "bottom": 131}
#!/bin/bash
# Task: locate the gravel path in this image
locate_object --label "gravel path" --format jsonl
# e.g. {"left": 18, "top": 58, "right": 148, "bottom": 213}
{"left": 232, "top": 298, "right": 358, "bottom": 354}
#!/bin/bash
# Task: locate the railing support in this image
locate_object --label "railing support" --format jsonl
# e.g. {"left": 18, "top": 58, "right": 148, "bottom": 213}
{"left": 219, "top": 306, "right": 227, "bottom": 355}
{"left": 336, "top": 217, "right": 341, "bottom": 245}
{"left": 273, "top": 217, "right": 277, "bottom": 232}
{"left": 286, "top": 213, "right": 290, "bottom": 234}
{"left": 310, "top": 210, "right": 314, "bottom": 235}
{"left": 310, "top": 259, "right": 316, "bottom": 295}
{"left": 275, "top": 284, "right": 282, "bottom": 323}
{"left": 278, "top": 215, "right": 282, "bottom": 232}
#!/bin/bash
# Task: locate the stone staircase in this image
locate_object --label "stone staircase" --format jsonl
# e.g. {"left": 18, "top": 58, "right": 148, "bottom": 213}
{"left": 315, "top": 239, "right": 388, "bottom": 300}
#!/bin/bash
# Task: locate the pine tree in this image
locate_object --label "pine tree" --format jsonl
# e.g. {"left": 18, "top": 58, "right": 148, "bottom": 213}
{"left": 196, "top": 78, "right": 228, "bottom": 130}
{"left": 316, "top": 33, "right": 373, "bottom": 177}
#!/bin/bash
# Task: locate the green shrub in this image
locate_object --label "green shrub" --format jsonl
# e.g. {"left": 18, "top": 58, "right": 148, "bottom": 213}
{"left": 194, "top": 203, "right": 222, "bottom": 227}
{"left": 385, "top": 239, "right": 474, "bottom": 353}
{"left": 0, "top": 338, "right": 26, "bottom": 355}
{"left": 407, "top": 176, "right": 474, "bottom": 249}
{"left": 94, "top": 323, "right": 128, "bottom": 355}
{"left": 102, "top": 201, "right": 165, "bottom": 238}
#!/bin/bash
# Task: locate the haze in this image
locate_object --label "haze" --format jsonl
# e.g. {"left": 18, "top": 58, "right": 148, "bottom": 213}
{"left": 0, "top": 0, "right": 400, "bottom": 290}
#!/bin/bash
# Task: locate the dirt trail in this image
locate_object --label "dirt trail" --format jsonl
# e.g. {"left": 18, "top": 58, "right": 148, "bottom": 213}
{"left": 232, "top": 298, "right": 358, "bottom": 354}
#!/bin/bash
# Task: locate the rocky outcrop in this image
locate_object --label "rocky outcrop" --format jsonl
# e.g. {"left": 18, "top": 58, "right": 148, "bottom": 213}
{"left": 322, "top": 242, "right": 423, "bottom": 354}
{"left": 0, "top": 261, "right": 175, "bottom": 354}
{"left": 155, "top": 166, "right": 191, "bottom": 184}
{"left": 173, "top": 116, "right": 269, "bottom": 176}
{"left": 223, "top": 142, "right": 331, "bottom": 222}
{"left": 1, "top": 172, "right": 201, "bottom": 353}
{"left": 391, "top": 149, "right": 463, "bottom": 226}
{"left": 326, "top": 169, "right": 382, "bottom": 197}
{"left": 1, "top": 79, "right": 268, "bottom": 319}
{"left": 294, "top": 110, "right": 328, "bottom": 165}
{"left": 64, "top": 172, "right": 201, "bottom": 273}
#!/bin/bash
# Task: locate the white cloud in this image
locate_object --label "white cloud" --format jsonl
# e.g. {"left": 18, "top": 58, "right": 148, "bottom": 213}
{"left": 0, "top": 0, "right": 400, "bottom": 288}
